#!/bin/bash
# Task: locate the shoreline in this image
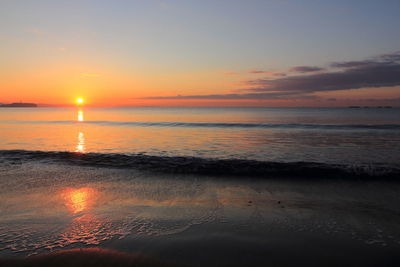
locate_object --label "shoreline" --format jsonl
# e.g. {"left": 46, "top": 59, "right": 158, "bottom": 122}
{"left": 0, "top": 160, "right": 400, "bottom": 266}
{"left": 1, "top": 149, "right": 399, "bottom": 180}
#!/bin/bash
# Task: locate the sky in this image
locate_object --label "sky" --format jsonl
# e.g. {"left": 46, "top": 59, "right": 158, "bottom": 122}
{"left": 0, "top": 0, "right": 400, "bottom": 107}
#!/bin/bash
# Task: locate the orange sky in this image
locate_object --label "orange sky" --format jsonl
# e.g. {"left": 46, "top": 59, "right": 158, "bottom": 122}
{"left": 1, "top": 1, "right": 399, "bottom": 107}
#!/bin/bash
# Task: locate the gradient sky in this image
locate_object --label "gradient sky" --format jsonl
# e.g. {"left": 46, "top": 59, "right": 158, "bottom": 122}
{"left": 1, "top": 0, "right": 400, "bottom": 107}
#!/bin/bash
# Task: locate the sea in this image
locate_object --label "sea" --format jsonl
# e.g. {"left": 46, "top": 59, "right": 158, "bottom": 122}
{"left": 0, "top": 107, "right": 400, "bottom": 171}
{"left": 1, "top": 107, "right": 400, "bottom": 260}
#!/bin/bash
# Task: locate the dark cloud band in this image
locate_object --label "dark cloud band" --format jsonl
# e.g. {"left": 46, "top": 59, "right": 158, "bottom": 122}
{"left": 141, "top": 51, "right": 400, "bottom": 100}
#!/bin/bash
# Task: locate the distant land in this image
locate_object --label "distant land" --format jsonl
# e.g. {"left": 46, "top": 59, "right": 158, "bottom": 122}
{"left": 0, "top": 103, "right": 37, "bottom": 108}
{"left": 348, "top": 106, "right": 392, "bottom": 109}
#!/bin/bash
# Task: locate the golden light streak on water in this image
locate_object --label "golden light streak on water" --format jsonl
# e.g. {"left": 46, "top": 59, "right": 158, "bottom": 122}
{"left": 62, "top": 188, "right": 98, "bottom": 214}
{"left": 75, "top": 132, "right": 85, "bottom": 153}
{"left": 77, "top": 109, "right": 84, "bottom": 122}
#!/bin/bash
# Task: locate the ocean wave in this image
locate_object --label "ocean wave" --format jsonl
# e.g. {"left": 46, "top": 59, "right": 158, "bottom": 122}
{"left": 5, "top": 120, "right": 400, "bottom": 130}
{"left": 0, "top": 150, "right": 399, "bottom": 179}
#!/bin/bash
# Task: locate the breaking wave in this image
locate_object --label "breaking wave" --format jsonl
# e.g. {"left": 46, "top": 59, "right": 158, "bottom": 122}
{"left": 0, "top": 150, "right": 399, "bottom": 179}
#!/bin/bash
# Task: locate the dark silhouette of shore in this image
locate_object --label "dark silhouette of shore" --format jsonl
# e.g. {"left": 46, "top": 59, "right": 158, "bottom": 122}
{"left": 0, "top": 103, "right": 37, "bottom": 108}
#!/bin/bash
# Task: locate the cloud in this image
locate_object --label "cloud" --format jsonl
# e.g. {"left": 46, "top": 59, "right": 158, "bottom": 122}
{"left": 249, "top": 70, "right": 266, "bottom": 74}
{"left": 330, "top": 60, "right": 375, "bottom": 68}
{"left": 289, "top": 66, "right": 324, "bottom": 73}
{"left": 247, "top": 66, "right": 400, "bottom": 94}
{"left": 249, "top": 70, "right": 286, "bottom": 77}
{"left": 331, "top": 51, "right": 400, "bottom": 68}
{"left": 379, "top": 51, "right": 400, "bottom": 62}
{"left": 141, "top": 51, "right": 400, "bottom": 100}
{"left": 142, "top": 91, "right": 318, "bottom": 100}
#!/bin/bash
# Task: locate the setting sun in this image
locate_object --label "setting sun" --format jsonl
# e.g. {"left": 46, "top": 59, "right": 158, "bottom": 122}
{"left": 76, "top": 98, "right": 84, "bottom": 105}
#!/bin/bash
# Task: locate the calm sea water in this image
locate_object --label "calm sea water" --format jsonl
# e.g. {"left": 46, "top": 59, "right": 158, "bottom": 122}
{"left": 0, "top": 107, "right": 400, "bottom": 166}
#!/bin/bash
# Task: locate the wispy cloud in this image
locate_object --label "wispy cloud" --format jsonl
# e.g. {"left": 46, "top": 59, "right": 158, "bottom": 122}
{"left": 142, "top": 91, "right": 317, "bottom": 100}
{"left": 248, "top": 70, "right": 286, "bottom": 77}
{"left": 289, "top": 66, "right": 324, "bottom": 73}
{"left": 142, "top": 51, "right": 400, "bottom": 100}
{"left": 330, "top": 60, "right": 375, "bottom": 68}
{"left": 248, "top": 52, "right": 400, "bottom": 93}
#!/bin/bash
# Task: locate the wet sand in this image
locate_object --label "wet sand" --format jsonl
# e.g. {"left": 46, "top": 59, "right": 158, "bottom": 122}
{"left": 0, "top": 161, "right": 400, "bottom": 266}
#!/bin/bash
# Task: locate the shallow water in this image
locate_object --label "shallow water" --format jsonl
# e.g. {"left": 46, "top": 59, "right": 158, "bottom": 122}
{"left": 1, "top": 162, "right": 399, "bottom": 257}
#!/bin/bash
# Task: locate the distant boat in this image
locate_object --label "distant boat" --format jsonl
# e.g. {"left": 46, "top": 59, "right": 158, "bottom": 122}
{"left": 0, "top": 103, "right": 37, "bottom": 107}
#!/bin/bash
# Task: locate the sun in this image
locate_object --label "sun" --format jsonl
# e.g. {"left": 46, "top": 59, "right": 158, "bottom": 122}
{"left": 76, "top": 98, "right": 84, "bottom": 105}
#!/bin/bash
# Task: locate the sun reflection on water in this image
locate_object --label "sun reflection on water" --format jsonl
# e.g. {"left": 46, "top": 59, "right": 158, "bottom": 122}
{"left": 58, "top": 188, "right": 113, "bottom": 245}
{"left": 75, "top": 132, "right": 85, "bottom": 153}
{"left": 77, "top": 109, "right": 84, "bottom": 122}
{"left": 62, "top": 188, "right": 98, "bottom": 214}
{"left": 75, "top": 109, "right": 86, "bottom": 153}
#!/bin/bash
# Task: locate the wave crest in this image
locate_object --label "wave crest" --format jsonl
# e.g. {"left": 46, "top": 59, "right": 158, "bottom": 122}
{"left": 0, "top": 150, "right": 399, "bottom": 179}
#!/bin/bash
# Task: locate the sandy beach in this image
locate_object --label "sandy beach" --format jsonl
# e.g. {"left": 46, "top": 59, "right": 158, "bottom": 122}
{"left": 0, "top": 159, "right": 399, "bottom": 266}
